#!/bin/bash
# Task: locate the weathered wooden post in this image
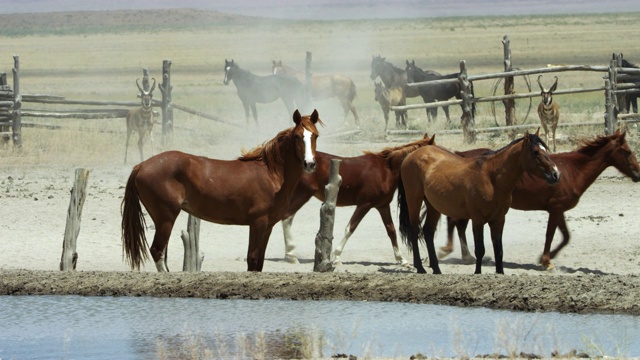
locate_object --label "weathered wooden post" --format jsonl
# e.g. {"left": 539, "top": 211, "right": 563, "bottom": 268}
{"left": 502, "top": 35, "right": 517, "bottom": 140}
{"left": 159, "top": 59, "right": 173, "bottom": 146}
{"left": 12, "top": 55, "right": 21, "bottom": 148}
{"left": 459, "top": 60, "right": 476, "bottom": 144}
{"left": 181, "top": 215, "right": 204, "bottom": 272}
{"left": 605, "top": 57, "right": 619, "bottom": 135}
{"left": 142, "top": 68, "right": 150, "bottom": 91}
{"left": 60, "top": 168, "right": 90, "bottom": 271}
{"left": 613, "top": 53, "right": 626, "bottom": 114}
{"left": 313, "top": 159, "right": 341, "bottom": 272}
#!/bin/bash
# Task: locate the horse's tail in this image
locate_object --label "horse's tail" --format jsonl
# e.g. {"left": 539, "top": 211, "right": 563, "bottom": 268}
{"left": 397, "top": 174, "right": 424, "bottom": 253}
{"left": 121, "top": 165, "right": 149, "bottom": 270}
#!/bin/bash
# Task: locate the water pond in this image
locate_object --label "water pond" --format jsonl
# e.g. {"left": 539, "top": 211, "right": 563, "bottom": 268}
{"left": 1, "top": 295, "right": 639, "bottom": 359}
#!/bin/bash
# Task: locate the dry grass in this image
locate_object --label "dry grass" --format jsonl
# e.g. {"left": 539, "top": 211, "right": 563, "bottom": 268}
{"left": 1, "top": 9, "right": 640, "bottom": 167}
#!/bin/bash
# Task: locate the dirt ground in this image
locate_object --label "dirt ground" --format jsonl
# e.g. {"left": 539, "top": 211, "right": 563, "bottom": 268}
{"left": 2, "top": 137, "right": 640, "bottom": 316}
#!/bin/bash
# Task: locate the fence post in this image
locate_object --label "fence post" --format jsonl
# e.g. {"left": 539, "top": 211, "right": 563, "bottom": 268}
{"left": 160, "top": 59, "right": 173, "bottom": 146}
{"left": 60, "top": 168, "right": 90, "bottom": 271}
{"left": 12, "top": 55, "right": 21, "bottom": 148}
{"left": 314, "top": 159, "right": 341, "bottom": 272}
{"left": 181, "top": 215, "right": 204, "bottom": 272}
{"left": 502, "top": 35, "right": 517, "bottom": 139}
{"left": 459, "top": 60, "right": 476, "bottom": 144}
{"left": 605, "top": 58, "right": 618, "bottom": 135}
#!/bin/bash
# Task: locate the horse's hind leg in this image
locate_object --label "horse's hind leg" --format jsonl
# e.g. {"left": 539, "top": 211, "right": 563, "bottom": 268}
{"left": 250, "top": 104, "right": 259, "bottom": 126}
{"left": 281, "top": 214, "right": 299, "bottom": 264}
{"left": 247, "top": 219, "right": 273, "bottom": 271}
{"left": 443, "top": 106, "right": 451, "bottom": 125}
{"left": 457, "top": 220, "right": 475, "bottom": 264}
{"left": 333, "top": 205, "right": 371, "bottom": 265}
{"left": 149, "top": 218, "right": 177, "bottom": 272}
{"left": 540, "top": 212, "right": 564, "bottom": 269}
{"left": 488, "top": 218, "right": 505, "bottom": 274}
{"left": 472, "top": 221, "right": 485, "bottom": 274}
{"left": 421, "top": 206, "right": 442, "bottom": 274}
{"left": 377, "top": 205, "right": 408, "bottom": 265}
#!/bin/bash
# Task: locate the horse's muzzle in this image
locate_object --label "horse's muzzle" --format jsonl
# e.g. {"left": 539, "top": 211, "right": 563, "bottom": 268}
{"left": 303, "top": 160, "right": 316, "bottom": 173}
{"left": 545, "top": 169, "right": 561, "bottom": 185}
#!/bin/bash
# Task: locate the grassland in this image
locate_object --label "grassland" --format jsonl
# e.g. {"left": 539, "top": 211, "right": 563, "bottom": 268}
{"left": 1, "top": 9, "right": 640, "bottom": 164}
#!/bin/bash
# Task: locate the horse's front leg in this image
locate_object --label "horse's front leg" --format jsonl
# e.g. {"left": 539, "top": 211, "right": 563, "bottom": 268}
{"left": 472, "top": 221, "right": 485, "bottom": 274}
{"left": 488, "top": 217, "right": 505, "bottom": 274}
{"left": 247, "top": 219, "right": 273, "bottom": 272}
{"left": 376, "top": 205, "right": 408, "bottom": 265}
{"left": 334, "top": 205, "right": 371, "bottom": 265}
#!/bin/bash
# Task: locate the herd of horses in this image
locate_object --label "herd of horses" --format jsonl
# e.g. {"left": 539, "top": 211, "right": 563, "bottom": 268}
{"left": 119, "top": 55, "right": 640, "bottom": 275}
{"left": 221, "top": 56, "right": 470, "bottom": 130}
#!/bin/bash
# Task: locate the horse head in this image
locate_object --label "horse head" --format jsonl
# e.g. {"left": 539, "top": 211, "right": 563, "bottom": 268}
{"left": 608, "top": 129, "right": 640, "bottom": 182}
{"left": 522, "top": 129, "right": 560, "bottom": 185}
{"left": 374, "top": 81, "right": 384, "bottom": 101}
{"left": 292, "top": 109, "right": 321, "bottom": 173}
{"left": 272, "top": 60, "right": 283, "bottom": 75}
{"left": 370, "top": 55, "right": 385, "bottom": 80}
{"left": 223, "top": 59, "right": 236, "bottom": 85}
{"left": 405, "top": 60, "right": 417, "bottom": 83}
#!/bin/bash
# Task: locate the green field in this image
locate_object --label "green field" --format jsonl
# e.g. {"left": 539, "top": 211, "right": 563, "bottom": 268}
{"left": 2, "top": 9, "right": 640, "bottom": 165}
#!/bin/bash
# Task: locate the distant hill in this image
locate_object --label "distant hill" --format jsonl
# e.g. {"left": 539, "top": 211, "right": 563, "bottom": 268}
{"left": 0, "top": 8, "right": 269, "bottom": 36}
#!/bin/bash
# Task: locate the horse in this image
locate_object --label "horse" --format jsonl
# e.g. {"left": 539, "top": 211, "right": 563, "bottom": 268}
{"left": 121, "top": 109, "right": 322, "bottom": 272}
{"left": 223, "top": 59, "right": 310, "bottom": 126}
{"left": 619, "top": 57, "right": 639, "bottom": 113}
{"left": 272, "top": 60, "right": 360, "bottom": 127}
{"left": 405, "top": 60, "right": 475, "bottom": 124}
{"left": 374, "top": 81, "right": 407, "bottom": 132}
{"left": 281, "top": 133, "right": 435, "bottom": 266}
{"left": 397, "top": 130, "right": 561, "bottom": 274}
{"left": 443, "top": 129, "right": 640, "bottom": 269}
{"left": 370, "top": 55, "right": 438, "bottom": 121}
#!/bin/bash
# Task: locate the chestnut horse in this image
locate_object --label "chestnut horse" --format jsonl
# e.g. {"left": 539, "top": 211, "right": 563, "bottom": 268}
{"left": 272, "top": 60, "right": 360, "bottom": 127}
{"left": 121, "top": 110, "right": 321, "bottom": 272}
{"left": 397, "top": 131, "right": 561, "bottom": 274}
{"left": 443, "top": 129, "right": 640, "bottom": 269}
{"left": 281, "top": 133, "right": 435, "bottom": 265}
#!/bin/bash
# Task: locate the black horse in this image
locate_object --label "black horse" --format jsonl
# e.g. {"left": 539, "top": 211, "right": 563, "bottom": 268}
{"left": 404, "top": 60, "right": 475, "bottom": 124}
{"left": 370, "top": 55, "right": 439, "bottom": 121}
{"left": 620, "top": 57, "right": 639, "bottom": 113}
{"left": 223, "top": 59, "right": 311, "bottom": 125}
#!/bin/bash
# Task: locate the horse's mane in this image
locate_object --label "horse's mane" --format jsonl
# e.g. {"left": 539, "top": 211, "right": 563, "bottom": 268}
{"left": 575, "top": 133, "right": 616, "bottom": 157}
{"left": 494, "top": 133, "right": 548, "bottom": 153}
{"left": 365, "top": 136, "right": 432, "bottom": 167}
{"left": 238, "top": 116, "right": 321, "bottom": 174}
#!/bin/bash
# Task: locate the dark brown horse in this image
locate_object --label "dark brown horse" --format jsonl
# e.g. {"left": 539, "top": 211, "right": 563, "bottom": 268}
{"left": 272, "top": 60, "right": 359, "bottom": 127}
{"left": 281, "top": 133, "right": 435, "bottom": 265}
{"left": 121, "top": 110, "right": 322, "bottom": 272}
{"left": 443, "top": 129, "right": 640, "bottom": 269}
{"left": 397, "top": 131, "right": 561, "bottom": 274}
{"left": 370, "top": 55, "right": 440, "bottom": 121}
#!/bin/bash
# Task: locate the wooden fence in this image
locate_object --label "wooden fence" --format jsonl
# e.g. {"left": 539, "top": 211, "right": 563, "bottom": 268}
{"left": 391, "top": 36, "right": 640, "bottom": 143}
{"left": 0, "top": 57, "right": 245, "bottom": 148}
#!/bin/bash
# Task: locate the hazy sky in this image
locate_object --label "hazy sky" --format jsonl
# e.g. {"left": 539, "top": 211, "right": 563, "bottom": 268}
{"left": 2, "top": 0, "right": 640, "bottom": 19}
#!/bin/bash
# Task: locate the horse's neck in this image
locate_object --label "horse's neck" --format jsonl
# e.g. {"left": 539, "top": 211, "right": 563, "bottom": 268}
{"left": 561, "top": 145, "right": 614, "bottom": 192}
{"left": 278, "top": 138, "right": 304, "bottom": 193}
{"left": 232, "top": 69, "right": 253, "bottom": 86}
{"left": 380, "top": 64, "right": 405, "bottom": 87}
{"left": 485, "top": 142, "right": 526, "bottom": 190}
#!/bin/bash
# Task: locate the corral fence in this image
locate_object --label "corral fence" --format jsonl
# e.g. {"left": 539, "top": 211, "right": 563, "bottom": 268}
{"left": 0, "top": 57, "right": 242, "bottom": 149}
{"left": 391, "top": 35, "right": 640, "bottom": 143}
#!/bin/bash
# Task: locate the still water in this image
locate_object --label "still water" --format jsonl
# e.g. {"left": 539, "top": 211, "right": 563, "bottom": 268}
{"left": 1, "top": 295, "right": 639, "bottom": 359}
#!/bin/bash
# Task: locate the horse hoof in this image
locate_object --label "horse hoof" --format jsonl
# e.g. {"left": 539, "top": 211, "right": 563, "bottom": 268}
{"left": 284, "top": 255, "right": 299, "bottom": 264}
{"left": 398, "top": 259, "right": 410, "bottom": 267}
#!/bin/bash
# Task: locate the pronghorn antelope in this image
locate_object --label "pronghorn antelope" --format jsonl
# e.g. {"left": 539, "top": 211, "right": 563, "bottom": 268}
{"left": 537, "top": 75, "right": 560, "bottom": 152}
{"left": 374, "top": 81, "right": 406, "bottom": 133}
{"left": 124, "top": 78, "right": 157, "bottom": 164}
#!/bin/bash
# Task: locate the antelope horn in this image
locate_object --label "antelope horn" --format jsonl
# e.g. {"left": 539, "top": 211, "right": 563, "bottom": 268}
{"left": 149, "top": 78, "right": 156, "bottom": 93}
{"left": 136, "top": 78, "right": 144, "bottom": 93}
{"left": 550, "top": 76, "right": 558, "bottom": 92}
{"left": 537, "top": 75, "right": 545, "bottom": 91}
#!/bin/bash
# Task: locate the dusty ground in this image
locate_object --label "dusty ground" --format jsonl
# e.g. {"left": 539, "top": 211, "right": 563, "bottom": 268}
{"left": 2, "top": 140, "right": 640, "bottom": 316}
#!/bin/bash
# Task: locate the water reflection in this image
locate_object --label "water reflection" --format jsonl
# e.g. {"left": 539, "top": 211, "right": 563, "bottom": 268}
{"left": 0, "top": 295, "right": 638, "bottom": 359}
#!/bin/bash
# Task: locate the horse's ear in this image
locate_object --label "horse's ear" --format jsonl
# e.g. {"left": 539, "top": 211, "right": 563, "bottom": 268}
{"left": 534, "top": 127, "right": 540, "bottom": 137}
{"left": 423, "top": 132, "right": 429, "bottom": 139}
{"left": 293, "top": 109, "right": 301, "bottom": 125}
{"left": 310, "top": 109, "right": 319, "bottom": 124}
{"left": 406, "top": 60, "right": 410, "bottom": 66}
{"left": 617, "top": 129, "right": 627, "bottom": 143}
{"left": 428, "top": 133, "right": 436, "bottom": 144}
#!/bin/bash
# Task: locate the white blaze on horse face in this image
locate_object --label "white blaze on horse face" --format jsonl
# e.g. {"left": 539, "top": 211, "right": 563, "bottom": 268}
{"left": 224, "top": 66, "right": 231, "bottom": 83}
{"left": 303, "top": 127, "right": 315, "bottom": 169}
